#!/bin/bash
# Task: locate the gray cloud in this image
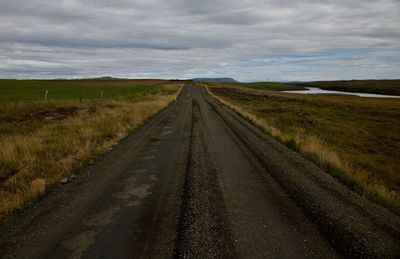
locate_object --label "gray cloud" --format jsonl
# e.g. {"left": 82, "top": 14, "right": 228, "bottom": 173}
{"left": 0, "top": 0, "right": 399, "bottom": 80}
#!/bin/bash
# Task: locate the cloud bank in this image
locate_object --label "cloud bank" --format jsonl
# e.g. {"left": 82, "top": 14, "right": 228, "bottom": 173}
{"left": 1, "top": 0, "right": 399, "bottom": 81}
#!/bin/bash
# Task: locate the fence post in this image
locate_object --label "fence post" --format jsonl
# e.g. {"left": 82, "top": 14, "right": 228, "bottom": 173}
{"left": 79, "top": 92, "right": 82, "bottom": 103}
{"left": 101, "top": 90, "right": 104, "bottom": 100}
{"left": 14, "top": 96, "right": 19, "bottom": 109}
{"left": 44, "top": 90, "right": 48, "bottom": 104}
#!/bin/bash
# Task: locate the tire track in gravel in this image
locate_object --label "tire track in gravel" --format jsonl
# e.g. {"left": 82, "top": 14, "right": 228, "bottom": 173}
{"left": 174, "top": 99, "right": 236, "bottom": 258}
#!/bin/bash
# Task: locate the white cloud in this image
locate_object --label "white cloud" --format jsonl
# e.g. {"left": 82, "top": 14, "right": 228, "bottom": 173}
{"left": 0, "top": 0, "right": 399, "bottom": 80}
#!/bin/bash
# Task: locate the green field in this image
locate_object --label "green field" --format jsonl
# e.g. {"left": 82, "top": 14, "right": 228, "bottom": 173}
{"left": 0, "top": 79, "right": 170, "bottom": 102}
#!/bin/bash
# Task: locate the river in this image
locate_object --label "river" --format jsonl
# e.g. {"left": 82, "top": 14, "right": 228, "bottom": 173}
{"left": 284, "top": 87, "right": 400, "bottom": 98}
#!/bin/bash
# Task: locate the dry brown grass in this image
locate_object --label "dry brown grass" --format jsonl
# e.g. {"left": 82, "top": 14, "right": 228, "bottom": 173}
{"left": 0, "top": 83, "right": 182, "bottom": 222}
{"left": 206, "top": 85, "right": 400, "bottom": 214}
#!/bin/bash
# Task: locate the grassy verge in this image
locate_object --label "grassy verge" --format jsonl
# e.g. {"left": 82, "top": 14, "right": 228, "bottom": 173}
{"left": 291, "top": 80, "right": 400, "bottom": 95}
{"left": 0, "top": 80, "right": 183, "bottom": 222}
{"left": 206, "top": 84, "right": 400, "bottom": 214}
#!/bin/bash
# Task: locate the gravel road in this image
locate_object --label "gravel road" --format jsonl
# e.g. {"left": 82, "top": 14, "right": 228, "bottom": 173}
{"left": 0, "top": 84, "right": 399, "bottom": 258}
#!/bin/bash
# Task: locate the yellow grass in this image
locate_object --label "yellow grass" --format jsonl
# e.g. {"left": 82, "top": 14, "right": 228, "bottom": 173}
{"left": 0, "top": 84, "right": 182, "bottom": 222}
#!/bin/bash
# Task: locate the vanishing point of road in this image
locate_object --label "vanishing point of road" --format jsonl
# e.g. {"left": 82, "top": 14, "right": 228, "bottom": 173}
{"left": 1, "top": 84, "right": 399, "bottom": 258}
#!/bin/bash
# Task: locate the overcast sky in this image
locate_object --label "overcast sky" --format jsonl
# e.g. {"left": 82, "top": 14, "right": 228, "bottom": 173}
{"left": 1, "top": 0, "right": 399, "bottom": 81}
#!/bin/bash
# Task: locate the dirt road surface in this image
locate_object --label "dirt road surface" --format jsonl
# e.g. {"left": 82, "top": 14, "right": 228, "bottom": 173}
{"left": 1, "top": 85, "right": 399, "bottom": 258}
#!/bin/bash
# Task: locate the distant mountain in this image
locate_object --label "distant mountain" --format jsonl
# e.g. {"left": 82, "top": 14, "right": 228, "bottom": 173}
{"left": 192, "top": 77, "right": 238, "bottom": 83}
{"left": 92, "top": 76, "right": 121, "bottom": 80}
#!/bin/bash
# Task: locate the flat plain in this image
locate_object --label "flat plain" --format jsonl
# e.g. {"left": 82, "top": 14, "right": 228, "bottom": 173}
{"left": 0, "top": 80, "right": 399, "bottom": 258}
